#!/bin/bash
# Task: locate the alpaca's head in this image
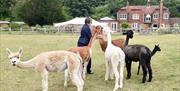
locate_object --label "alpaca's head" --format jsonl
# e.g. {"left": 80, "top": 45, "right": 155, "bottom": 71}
{"left": 96, "top": 25, "right": 111, "bottom": 39}
{"left": 92, "top": 25, "right": 103, "bottom": 39}
{"left": 154, "top": 44, "right": 161, "bottom": 52}
{"left": 6, "top": 48, "right": 23, "bottom": 66}
{"left": 123, "top": 30, "right": 134, "bottom": 39}
{"left": 92, "top": 25, "right": 102, "bottom": 34}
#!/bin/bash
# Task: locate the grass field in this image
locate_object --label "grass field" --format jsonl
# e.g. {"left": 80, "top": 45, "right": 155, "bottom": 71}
{"left": 0, "top": 32, "right": 180, "bottom": 91}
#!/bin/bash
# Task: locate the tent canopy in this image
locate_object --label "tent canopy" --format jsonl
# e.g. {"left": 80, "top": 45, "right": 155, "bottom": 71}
{"left": 54, "top": 17, "right": 105, "bottom": 27}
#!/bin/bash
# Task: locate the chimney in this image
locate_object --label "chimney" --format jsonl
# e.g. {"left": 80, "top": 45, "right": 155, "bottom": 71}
{"left": 159, "top": 0, "right": 164, "bottom": 27}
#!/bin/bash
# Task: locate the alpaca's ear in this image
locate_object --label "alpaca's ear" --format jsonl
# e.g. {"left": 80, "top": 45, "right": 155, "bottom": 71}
{"left": 18, "top": 47, "right": 23, "bottom": 55}
{"left": 156, "top": 44, "right": 159, "bottom": 46}
{"left": 6, "top": 48, "right": 12, "bottom": 55}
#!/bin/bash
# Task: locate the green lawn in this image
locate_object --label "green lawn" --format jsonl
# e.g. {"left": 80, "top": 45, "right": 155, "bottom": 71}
{"left": 0, "top": 33, "right": 180, "bottom": 91}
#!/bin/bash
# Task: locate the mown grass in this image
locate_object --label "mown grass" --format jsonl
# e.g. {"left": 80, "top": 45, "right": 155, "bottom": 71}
{"left": 0, "top": 32, "right": 180, "bottom": 91}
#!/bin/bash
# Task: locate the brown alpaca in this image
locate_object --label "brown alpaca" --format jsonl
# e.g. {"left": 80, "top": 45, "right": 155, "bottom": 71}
{"left": 69, "top": 26, "right": 102, "bottom": 79}
{"left": 97, "top": 29, "right": 125, "bottom": 52}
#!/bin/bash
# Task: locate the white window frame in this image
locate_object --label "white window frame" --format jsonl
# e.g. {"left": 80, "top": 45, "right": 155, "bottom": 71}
{"left": 132, "top": 14, "right": 139, "bottom": 20}
{"left": 153, "top": 13, "right": 159, "bottom": 19}
{"left": 111, "top": 23, "right": 117, "bottom": 31}
{"left": 132, "top": 23, "right": 139, "bottom": 29}
{"left": 119, "top": 14, "right": 127, "bottom": 20}
{"left": 163, "top": 13, "right": 169, "bottom": 19}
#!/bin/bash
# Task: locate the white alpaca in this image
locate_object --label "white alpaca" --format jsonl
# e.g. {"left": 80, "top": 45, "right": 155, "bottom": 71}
{"left": 104, "top": 29, "right": 125, "bottom": 91}
{"left": 6, "top": 48, "right": 84, "bottom": 91}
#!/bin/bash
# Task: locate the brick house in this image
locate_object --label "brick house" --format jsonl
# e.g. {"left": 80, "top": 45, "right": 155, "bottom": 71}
{"left": 117, "top": 0, "right": 170, "bottom": 30}
{"left": 98, "top": 17, "right": 119, "bottom": 32}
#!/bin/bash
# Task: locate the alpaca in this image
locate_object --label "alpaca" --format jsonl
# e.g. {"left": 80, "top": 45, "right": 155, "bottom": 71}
{"left": 96, "top": 29, "right": 134, "bottom": 52}
{"left": 137, "top": 44, "right": 161, "bottom": 75}
{"left": 123, "top": 44, "right": 161, "bottom": 83}
{"left": 6, "top": 48, "right": 84, "bottom": 91}
{"left": 104, "top": 30, "right": 125, "bottom": 91}
{"left": 69, "top": 25, "right": 102, "bottom": 79}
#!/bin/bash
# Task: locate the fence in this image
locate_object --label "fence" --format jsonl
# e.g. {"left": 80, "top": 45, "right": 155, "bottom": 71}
{"left": 1, "top": 26, "right": 180, "bottom": 35}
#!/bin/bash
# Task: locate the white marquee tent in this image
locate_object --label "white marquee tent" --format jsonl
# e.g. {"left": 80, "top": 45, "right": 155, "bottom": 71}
{"left": 54, "top": 17, "right": 107, "bottom": 32}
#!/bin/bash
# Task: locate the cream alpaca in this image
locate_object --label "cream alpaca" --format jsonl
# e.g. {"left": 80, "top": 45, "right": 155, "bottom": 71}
{"left": 104, "top": 29, "right": 125, "bottom": 91}
{"left": 6, "top": 48, "right": 84, "bottom": 91}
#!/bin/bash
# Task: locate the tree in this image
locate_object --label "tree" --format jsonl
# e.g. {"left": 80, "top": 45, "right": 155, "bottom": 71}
{"left": 0, "top": 0, "right": 16, "bottom": 20}
{"left": 107, "top": 0, "right": 125, "bottom": 18}
{"left": 18, "top": 0, "right": 68, "bottom": 26}
{"left": 62, "top": 0, "right": 106, "bottom": 18}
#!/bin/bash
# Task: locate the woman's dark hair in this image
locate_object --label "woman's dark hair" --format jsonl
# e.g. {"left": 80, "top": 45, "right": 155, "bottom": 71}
{"left": 85, "top": 17, "right": 91, "bottom": 24}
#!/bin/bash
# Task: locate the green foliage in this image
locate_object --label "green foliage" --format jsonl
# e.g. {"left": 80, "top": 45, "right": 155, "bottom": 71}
{"left": 91, "top": 5, "right": 109, "bottom": 19}
{"left": 107, "top": 0, "right": 125, "bottom": 18}
{"left": 18, "top": 0, "right": 69, "bottom": 26}
{"left": 121, "top": 22, "right": 131, "bottom": 29}
{"left": 9, "top": 23, "right": 21, "bottom": 31}
{"left": 0, "top": 0, "right": 16, "bottom": 19}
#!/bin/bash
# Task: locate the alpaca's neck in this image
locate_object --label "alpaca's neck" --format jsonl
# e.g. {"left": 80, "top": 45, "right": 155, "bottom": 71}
{"left": 124, "top": 36, "right": 129, "bottom": 47}
{"left": 151, "top": 49, "right": 158, "bottom": 56}
{"left": 16, "top": 59, "right": 35, "bottom": 69}
{"left": 107, "top": 32, "right": 112, "bottom": 45}
{"left": 88, "top": 33, "right": 97, "bottom": 48}
{"left": 98, "top": 36, "right": 107, "bottom": 52}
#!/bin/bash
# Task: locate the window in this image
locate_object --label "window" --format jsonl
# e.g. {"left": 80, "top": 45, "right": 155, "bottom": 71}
{"left": 132, "top": 14, "right": 139, "bottom": 20}
{"left": 119, "top": 14, "right": 127, "bottom": 20}
{"left": 145, "top": 14, "right": 151, "bottom": 22}
{"left": 163, "top": 13, "right": 169, "bottom": 19}
{"left": 153, "top": 13, "right": 159, "bottom": 19}
{"left": 111, "top": 23, "right": 117, "bottom": 31}
{"left": 132, "top": 23, "right": 139, "bottom": 29}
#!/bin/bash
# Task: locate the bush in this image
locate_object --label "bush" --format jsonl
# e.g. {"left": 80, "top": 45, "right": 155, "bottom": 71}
{"left": 157, "top": 27, "right": 172, "bottom": 34}
{"left": 121, "top": 22, "right": 131, "bottom": 29}
{"left": 9, "top": 23, "right": 21, "bottom": 31}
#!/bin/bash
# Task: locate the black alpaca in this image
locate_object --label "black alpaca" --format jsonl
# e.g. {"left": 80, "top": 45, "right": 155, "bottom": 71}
{"left": 137, "top": 45, "right": 161, "bottom": 75}
{"left": 123, "top": 32, "right": 161, "bottom": 83}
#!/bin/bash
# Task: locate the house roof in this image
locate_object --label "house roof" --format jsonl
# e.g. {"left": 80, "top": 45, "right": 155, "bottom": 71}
{"left": 0, "top": 21, "right": 10, "bottom": 24}
{"left": 119, "top": 5, "right": 168, "bottom": 14}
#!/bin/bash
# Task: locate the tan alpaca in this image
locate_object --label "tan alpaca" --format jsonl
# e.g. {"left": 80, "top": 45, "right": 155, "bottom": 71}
{"left": 6, "top": 48, "right": 84, "bottom": 91}
{"left": 69, "top": 26, "right": 102, "bottom": 79}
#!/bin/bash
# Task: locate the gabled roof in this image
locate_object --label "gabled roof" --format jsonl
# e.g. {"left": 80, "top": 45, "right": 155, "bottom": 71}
{"left": 100, "top": 17, "right": 115, "bottom": 20}
{"left": 119, "top": 5, "right": 168, "bottom": 14}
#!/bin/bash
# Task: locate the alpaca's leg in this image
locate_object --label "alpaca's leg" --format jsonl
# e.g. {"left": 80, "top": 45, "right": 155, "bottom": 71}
{"left": 111, "top": 59, "right": 120, "bottom": 91}
{"left": 41, "top": 70, "right": 48, "bottom": 91}
{"left": 147, "top": 63, "right": 152, "bottom": 82}
{"left": 125, "top": 59, "right": 132, "bottom": 79}
{"left": 64, "top": 69, "right": 68, "bottom": 87}
{"left": 105, "top": 59, "right": 110, "bottom": 81}
{"left": 83, "top": 61, "right": 88, "bottom": 79}
{"left": 137, "top": 62, "right": 141, "bottom": 75}
{"left": 119, "top": 61, "right": 125, "bottom": 89}
{"left": 110, "top": 63, "right": 114, "bottom": 80}
{"left": 78, "top": 62, "right": 84, "bottom": 86}
{"left": 140, "top": 60, "right": 147, "bottom": 83}
{"left": 71, "top": 73, "right": 84, "bottom": 91}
